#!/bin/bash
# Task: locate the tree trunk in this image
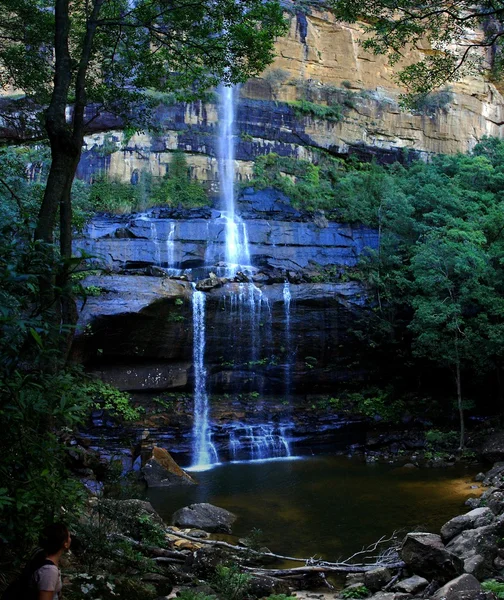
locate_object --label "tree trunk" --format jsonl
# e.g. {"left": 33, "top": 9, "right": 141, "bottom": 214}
{"left": 454, "top": 336, "right": 465, "bottom": 450}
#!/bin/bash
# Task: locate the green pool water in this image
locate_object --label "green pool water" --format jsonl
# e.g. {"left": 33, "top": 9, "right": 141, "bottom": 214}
{"left": 147, "top": 455, "right": 481, "bottom": 562}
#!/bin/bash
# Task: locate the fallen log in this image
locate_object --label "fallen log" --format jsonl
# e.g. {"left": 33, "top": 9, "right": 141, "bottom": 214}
{"left": 166, "top": 528, "right": 405, "bottom": 573}
{"left": 242, "top": 563, "right": 405, "bottom": 576}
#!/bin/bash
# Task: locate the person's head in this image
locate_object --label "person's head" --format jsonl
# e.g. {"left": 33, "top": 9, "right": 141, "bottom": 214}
{"left": 39, "top": 523, "right": 71, "bottom": 555}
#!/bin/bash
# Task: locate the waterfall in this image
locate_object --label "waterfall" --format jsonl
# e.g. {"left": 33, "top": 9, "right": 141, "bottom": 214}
{"left": 227, "top": 424, "right": 292, "bottom": 462}
{"left": 218, "top": 84, "right": 250, "bottom": 276}
{"left": 150, "top": 220, "right": 161, "bottom": 265}
{"left": 283, "top": 281, "right": 292, "bottom": 398}
{"left": 190, "top": 287, "right": 219, "bottom": 471}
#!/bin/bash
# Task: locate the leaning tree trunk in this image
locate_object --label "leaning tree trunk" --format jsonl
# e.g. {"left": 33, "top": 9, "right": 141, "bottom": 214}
{"left": 33, "top": 0, "right": 101, "bottom": 361}
{"left": 454, "top": 336, "right": 465, "bottom": 450}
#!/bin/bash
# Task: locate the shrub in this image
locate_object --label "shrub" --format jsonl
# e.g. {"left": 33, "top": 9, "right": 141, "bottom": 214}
{"left": 211, "top": 564, "right": 251, "bottom": 600}
{"left": 482, "top": 579, "right": 504, "bottom": 598}
{"left": 409, "top": 88, "right": 454, "bottom": 115}
{"left": 290, "top": 100, "right": 343, "bottom": 123}
{"left": 425, "top": 429, "right": 459, "bottom": 450}
{"left": 340, "top": 586, "right": 370, "bottom": 599}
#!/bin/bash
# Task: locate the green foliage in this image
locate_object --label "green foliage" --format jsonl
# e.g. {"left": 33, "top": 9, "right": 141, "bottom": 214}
{"left": 340, "top": 585, "right": 370, "bottom": 599}
{"left": 153, "top": 151, "right": 208, "bottom": 208}
{"left": 211, "top": 564, "right": 251, "bottom": 600}
{"left": 425, "top": 429, "right": 459, "bottom": 449}
{"left": 346, "top": 390, "right": 405, "bottom": 423}
{"left": 80, "top": 379, "right": 143, "bottom": 422}
{"left": 88, "top": 153, "right": 209, "bottom": 213}
{"left": 481, "top": 579, "right": 504, "bottom": 598}
{"left": 289, "top": 100, "right": 344, "bottom": 123}
{"left": 241, "top": 527, "right": 264, "bottom": 550}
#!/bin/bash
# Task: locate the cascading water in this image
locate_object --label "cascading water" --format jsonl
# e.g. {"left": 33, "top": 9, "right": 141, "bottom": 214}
{"left": 190, "top": 286, "right": 219, "bottom": 471}
{"left": 283, "top": 282, "right": 292, "bottom": 398}
{"left": 218, "top": 84, "right": 250, "bottom": 276}
{"left": 188, "top": 86, "right": 296, "bottom": 467}
{"left": 227, "top": 424, "right": 291, "bottom": 462}
{"left": 165, "top": 222, "right": 180, "bottom": 275}
{"left": 150, "top": 220, "right": 161, "bottom": 265}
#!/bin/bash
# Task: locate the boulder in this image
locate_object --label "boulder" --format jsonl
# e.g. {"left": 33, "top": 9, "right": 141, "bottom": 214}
{"left": 481, "top": 434, "right": 504, "bottom": 463}
{"left": 446, "top": 521, "right": 504, "bottom": 579}
{"left": 364, "top": 567, "right": 393, "bottom": 592}
{"left": 440, "top": 508, "right": 495, "bottom": 543}
{"left": 172, "top": 503, "right": 236, "bottom": 533}
{"left": 400, "top": 532, "right": 463, "bottom": 582}
{"left": 483, "top": 463, "right": 504, "bottom": 486}
{"left": 487, "top": 491, "right": 504, "bottom": 515}
{"left": 142, "top": 447, "right": 196, "bottom": 487}
{"left": 431, "top": 574, "right": 482, "bottom": 600}
{"left": 393, "top": 575, "right": 429, "bottom": 594}
{"left": 247, "top": 574, "right": 291, "bottom": 597}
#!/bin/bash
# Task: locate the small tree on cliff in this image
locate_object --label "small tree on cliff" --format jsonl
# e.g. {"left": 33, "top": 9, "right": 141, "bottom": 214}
{"left": 0, "top": 0, "right": 287, "bottom": 343}
{"left": 328, "top": 0, "right": 504, "bottom": 103}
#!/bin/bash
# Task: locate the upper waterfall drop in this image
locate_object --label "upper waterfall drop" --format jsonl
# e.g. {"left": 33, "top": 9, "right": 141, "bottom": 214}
{"left": 218, "top": 84, "right": 250, "bottom": 276}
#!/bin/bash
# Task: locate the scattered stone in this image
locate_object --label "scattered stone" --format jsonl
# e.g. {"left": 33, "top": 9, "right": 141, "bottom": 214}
{"left": 431, "top": 573, "right": 482, "bottom": 600}
{"left": 142, "top": 447, "right": 196, "bottom": 487}
{"left": 393, "top": 575, "right": 428, "bottom": 594}
{"left": 487, "top": 491, "right": 504, "bottom": 515}
{"left": 364, "top": 567, "right": 392, "bottom": 592}
{"left": 440, "top": 508, "right": 495, "bottom": 543}
{"left": 494, "top": 555, "right": 504, "bottom": 569}
{"left": 446, "top": 522, "right": 504, "bottom": 579}
{"left": 195, "top": 276, "right": 224, "bottom": 291}
{"left": 172, "top": 503, "right": 236, "bottom": 533}
{"left": 402, "top": 463, "right": 416, "bottom": 469}
{"left": 465, "top": 498, "right": 481, "bottom": 509}
{"left": 141, "top": 573, "right": 173, "bottom": 596}
{"left": 400, "top": 532, "right": 463, "bottom": 582}
{"left": 345, "top": 573, "right": 365, "bottom": 586}
{"left": 183, "top": 529, "right": 210, "bottom": 539}
{"left": 474, "top": 473, "right": 485, "bottom": 482}
{"left": 248, "top": 574, "right": 291, "bottom": 597}
{"left": 482, "top": 463, "right": 504, "bottom": 486}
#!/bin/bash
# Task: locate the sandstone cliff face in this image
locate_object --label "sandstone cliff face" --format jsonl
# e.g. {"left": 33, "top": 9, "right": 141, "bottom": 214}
{"left": 75, "top": 9, "right": 504, "bottom": 186}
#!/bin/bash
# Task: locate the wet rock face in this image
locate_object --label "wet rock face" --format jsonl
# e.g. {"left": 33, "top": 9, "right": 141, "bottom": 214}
{"left": 73, "top": 195, "right": 376, "bottom": 394}
{"left": 73, "top": 277, "right": 367, "bottom": 394}
{"left": 74, "top": 189, "right": 379, "bottom": 274}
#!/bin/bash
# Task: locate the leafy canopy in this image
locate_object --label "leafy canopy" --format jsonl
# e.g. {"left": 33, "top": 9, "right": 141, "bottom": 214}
{"left": 0, "top": 0, "right": 287, "bottom": 124}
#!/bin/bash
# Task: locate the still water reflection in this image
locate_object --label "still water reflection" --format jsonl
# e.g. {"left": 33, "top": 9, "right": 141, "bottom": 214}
{"left": 147, "top": 456, "right": 480, "bottom": 561}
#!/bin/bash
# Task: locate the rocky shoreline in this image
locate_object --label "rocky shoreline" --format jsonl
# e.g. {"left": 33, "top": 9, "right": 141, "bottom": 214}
{"left": 58, "top": 458, "right": 504, "bottom": 600}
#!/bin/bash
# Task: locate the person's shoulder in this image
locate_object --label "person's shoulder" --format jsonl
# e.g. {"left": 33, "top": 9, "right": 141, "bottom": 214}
{"left": 34, "top": 563, "right": 59, "bottom": 584}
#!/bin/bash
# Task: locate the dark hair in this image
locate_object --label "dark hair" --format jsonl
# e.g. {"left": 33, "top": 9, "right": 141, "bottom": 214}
{"left": 39, "top": 523, "right": 69, "bottom": 555}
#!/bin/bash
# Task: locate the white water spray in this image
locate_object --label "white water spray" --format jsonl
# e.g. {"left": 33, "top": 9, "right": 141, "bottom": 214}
{"left": 218, "top": 84, "right": 250, "bottom": 276}
{"left": 190, "top": 287, "right": 219, "bottom": 471}
{"left": 283, "top": 282, "right": 292, "bottom": 398}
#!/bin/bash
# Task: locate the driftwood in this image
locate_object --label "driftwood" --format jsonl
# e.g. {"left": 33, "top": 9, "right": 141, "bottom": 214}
{"left": 153, "top": 556, "right": 187, "bottom": 564}
{"left": 166, "top": 528, "right": 405, "bottom": 574}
